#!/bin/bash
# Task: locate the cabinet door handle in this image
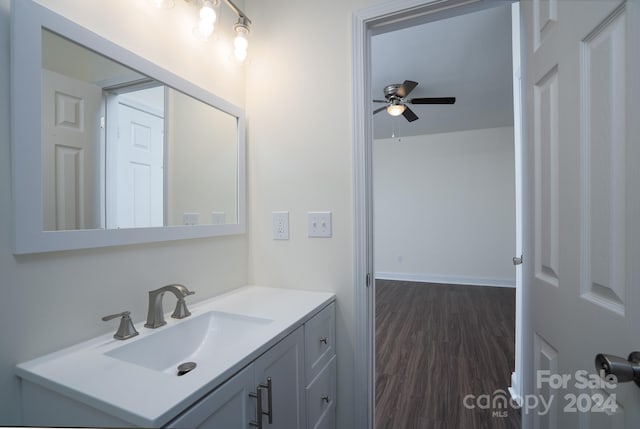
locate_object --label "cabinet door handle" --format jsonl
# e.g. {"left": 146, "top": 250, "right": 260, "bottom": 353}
{"left": 249, "top": 387, "right": 263, "bottom": 429}
{"left": 321, "top": 394, "right": 330, "bottom": 404}
{"left": 320, "top": 337, "right": 328, "bottom": 345}
{"left": 258, "top": 377, "right": 273, "bottom": 424}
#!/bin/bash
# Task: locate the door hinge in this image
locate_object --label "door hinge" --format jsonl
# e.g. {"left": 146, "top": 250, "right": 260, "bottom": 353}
{"left": 513, "top": 255, "right": 523, "bottom": 266}
{"left": 366, "top": 273, "right": 371, "bottom": 287}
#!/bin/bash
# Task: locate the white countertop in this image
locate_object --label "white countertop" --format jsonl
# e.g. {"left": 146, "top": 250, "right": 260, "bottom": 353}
{"left": 15, "top": 286, "right": 335, "bottom": 427}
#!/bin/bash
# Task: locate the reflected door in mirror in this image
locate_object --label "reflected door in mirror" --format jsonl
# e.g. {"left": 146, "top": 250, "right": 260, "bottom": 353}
{"left": 41, "top": 69, "right": 103, "bottom": 231}
{"left": 107, "top": 87, "right": 165, "bottom": 229}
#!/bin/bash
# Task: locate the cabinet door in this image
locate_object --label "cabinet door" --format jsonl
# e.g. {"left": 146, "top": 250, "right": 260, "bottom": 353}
{"left": 166, "top": 365, "right": 255, "bottom": 429}
{"left": 254, "top": 326, "right": 305, "bottom": 429}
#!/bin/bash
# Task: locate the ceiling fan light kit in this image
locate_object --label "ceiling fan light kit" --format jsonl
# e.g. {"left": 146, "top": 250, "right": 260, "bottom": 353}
{"left": 373, "top": 80, "right": 456, "bottom": 122}
{"left": 386, "top": 103, "right": 406, "bottom": 116}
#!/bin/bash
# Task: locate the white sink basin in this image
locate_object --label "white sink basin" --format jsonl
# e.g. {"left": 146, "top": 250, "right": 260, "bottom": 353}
{"left": 105, "top": 311, "right": 273, "bottom": 374}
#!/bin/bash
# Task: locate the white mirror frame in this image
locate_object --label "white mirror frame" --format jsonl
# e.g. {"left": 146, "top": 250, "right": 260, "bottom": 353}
{"left": 11, "top": 0, "right": 246, "bottom": 254}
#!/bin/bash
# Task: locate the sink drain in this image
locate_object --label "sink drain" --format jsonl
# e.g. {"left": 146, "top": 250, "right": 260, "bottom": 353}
{"left": 177, "top": 362, "right": 197, "bottom": 376}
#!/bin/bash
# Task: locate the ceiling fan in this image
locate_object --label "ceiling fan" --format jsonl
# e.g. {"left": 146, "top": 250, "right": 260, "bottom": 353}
{"left": 373, "top": 80, "right": 456, "bottom": 122}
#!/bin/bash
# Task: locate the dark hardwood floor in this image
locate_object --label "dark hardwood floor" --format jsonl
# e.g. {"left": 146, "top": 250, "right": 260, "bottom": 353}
{"left": 375, "top": 280, "right": 521, "bottom": 429}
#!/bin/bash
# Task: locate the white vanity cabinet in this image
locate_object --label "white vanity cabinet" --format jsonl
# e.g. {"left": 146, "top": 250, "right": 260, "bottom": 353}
{"left": 168, "top": 302, "right": 336, "bottom": 429}
{"left": 168, "top": 327, "right": 304, "bottom": 429}
{"left": 17, "top": 288, "right": 336, "bottom": 429}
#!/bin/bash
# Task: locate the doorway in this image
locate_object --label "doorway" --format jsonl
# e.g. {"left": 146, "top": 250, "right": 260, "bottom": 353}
{"left": 353, "top": 1, "right": 524, "bottom": 427}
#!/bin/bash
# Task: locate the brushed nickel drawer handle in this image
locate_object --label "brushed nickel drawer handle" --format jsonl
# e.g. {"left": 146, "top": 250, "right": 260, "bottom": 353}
{"left": 259, "top": 377, "right": 273, "bottom": 424}
{"left": 249, "top": 386, "right": 264, "bottom": 429}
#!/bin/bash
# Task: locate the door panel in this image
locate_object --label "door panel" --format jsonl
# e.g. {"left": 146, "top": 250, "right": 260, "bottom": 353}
{"left": 524, "top": 0, "right": 640, "bottom": 427}
{"left": 580, "top": 6, "right": 627, "bottom": 316}
{"left": 534, "top": 64, "right": 560, "bottom": 288}
{"left": 41, "top": 69, "right": 102, "bottom": 231}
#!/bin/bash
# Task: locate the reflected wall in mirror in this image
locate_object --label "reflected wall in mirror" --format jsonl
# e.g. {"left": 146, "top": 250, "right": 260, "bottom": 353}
{"left": 12, "top": 0, "right": 245, "bottom": 253}
{"left": 41, "top": 30, "right": 238, "bottom": 231}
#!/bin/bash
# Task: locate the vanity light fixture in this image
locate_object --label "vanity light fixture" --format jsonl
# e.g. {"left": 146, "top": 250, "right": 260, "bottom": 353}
{"left": 157, "top": 0, "right": 252, "bottom": 62}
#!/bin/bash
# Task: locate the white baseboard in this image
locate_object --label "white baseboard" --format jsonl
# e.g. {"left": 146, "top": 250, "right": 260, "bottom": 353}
{"left": 374, "top": 272, "right": 516, "bottom": 288}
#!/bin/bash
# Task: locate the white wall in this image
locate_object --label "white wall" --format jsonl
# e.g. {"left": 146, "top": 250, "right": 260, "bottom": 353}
{"left": 0, "top": 0, "right": 248, "bottom": 424}
{"left": 374, "top": 127, "right": 517, "bottom": 286}
{"left": 244, "top": 0, "right": 376, "bottom": 427}
{"left": 166, "top": 89, "right": 238, "bottom": 225}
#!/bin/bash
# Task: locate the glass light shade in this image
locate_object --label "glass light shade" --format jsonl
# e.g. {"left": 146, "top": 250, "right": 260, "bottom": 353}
{"left": 386, "top": 104, "right": 406, "bottom": 116}
{"left": 195, "top": 19, "right": 214, "bottom": 39}
{"left": 199, "top": 1, "right": 216, "bottom": 23}
{"left": 234, "top": 49, "right": 247, "bottom": 62}
{"left": 233, "top": 29, "right": 248, "bottom": 62}
{"left": 234, "top": 33, "right": 248, "bottom": 51}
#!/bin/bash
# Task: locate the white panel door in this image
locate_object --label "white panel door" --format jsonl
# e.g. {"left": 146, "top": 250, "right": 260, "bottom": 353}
{"left": 41, "top": 69, "right": 102, "bottom": 231}
{"left": 114, "top": 103, "right": 164, "bottom": 228}
{"left": 523, "top": 0, "right": 640, "bottom": 427}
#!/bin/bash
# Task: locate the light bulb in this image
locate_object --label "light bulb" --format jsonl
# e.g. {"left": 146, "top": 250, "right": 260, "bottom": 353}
{"left": 197, "top": 20, "right": 214, "bottom": 39}
{"left": 234, "top": 47, "right": 248, "bottom": 62}
{"left": 199, "top": 1, "right": 216, "bottom": 23}
{"left": 386, "top": 104, "right": 406, "bottom": 116}
{"left": 234, "top": 33, "right": 248, "bottom": 51}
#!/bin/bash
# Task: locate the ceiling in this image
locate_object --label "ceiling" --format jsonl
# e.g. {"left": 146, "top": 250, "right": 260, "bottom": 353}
{"left": 371, "top": 3, "right": 514, "bottom": 140}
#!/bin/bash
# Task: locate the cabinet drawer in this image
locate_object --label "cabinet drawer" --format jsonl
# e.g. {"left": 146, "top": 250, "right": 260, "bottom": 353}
{"left": 304, "top": 302, "right": 335, "bottom": 383}
{"left": 305, "top": 356, "right": 336, "bottom": 429}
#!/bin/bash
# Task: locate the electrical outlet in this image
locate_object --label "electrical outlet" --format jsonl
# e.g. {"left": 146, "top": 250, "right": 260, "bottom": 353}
{"left": 182, "top": 212, "right": 199, "bottom": 225}
{"left": 272, "top": 211, "right": 289, "bottom": 240}
{"left": 308, "top": 211, "right": 332, "bottom": 237}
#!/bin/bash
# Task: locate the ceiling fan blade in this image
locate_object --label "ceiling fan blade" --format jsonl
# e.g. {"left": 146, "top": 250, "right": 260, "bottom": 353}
{"left": 373, "top": 106, "right": 387, "bottom": 115}
{"left": 402, "top": 106, "right": 419, "bottom": 122}
{"left": 373, "top": 99, "right": 388, "bottom": 103}
{"left": 396, "top": 80, "right": 418, "bottom": 98}
{"left": 408, "top": 97, "right": 456, "bottom": 104}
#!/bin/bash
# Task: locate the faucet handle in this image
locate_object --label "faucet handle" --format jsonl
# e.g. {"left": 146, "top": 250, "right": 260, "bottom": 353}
{"left": 102, "top": 311, "right": 131, "bottom": 322}
{"left": 102, "top": 311, "right": 139, "bottom": 340}
{"left": 172, "top": 298, "right": 192, "bottom": 319}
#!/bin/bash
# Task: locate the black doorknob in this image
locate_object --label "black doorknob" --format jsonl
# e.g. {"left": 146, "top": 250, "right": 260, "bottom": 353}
{"left": 595, "top": 352, "right": 640, "bottom": 388}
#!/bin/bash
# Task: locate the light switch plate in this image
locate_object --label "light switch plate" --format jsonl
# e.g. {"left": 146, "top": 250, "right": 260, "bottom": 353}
{"left": 211, "top": 212, "right": 226, "bottom": 225}
{"left": 308, "top": 211, "right": 332, "bottom": 238}
{"left": 272, "top": 211, "right": 289, "bottom": 240}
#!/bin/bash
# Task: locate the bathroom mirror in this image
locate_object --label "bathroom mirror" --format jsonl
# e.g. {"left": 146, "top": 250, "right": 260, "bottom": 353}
{"left": 12, "top": 0, "right": 246, "bottom": 253}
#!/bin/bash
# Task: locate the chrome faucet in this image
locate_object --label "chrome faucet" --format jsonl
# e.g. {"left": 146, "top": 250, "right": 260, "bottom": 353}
{"left": 145, "top": 284, "right": 195, "bottom": 329}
